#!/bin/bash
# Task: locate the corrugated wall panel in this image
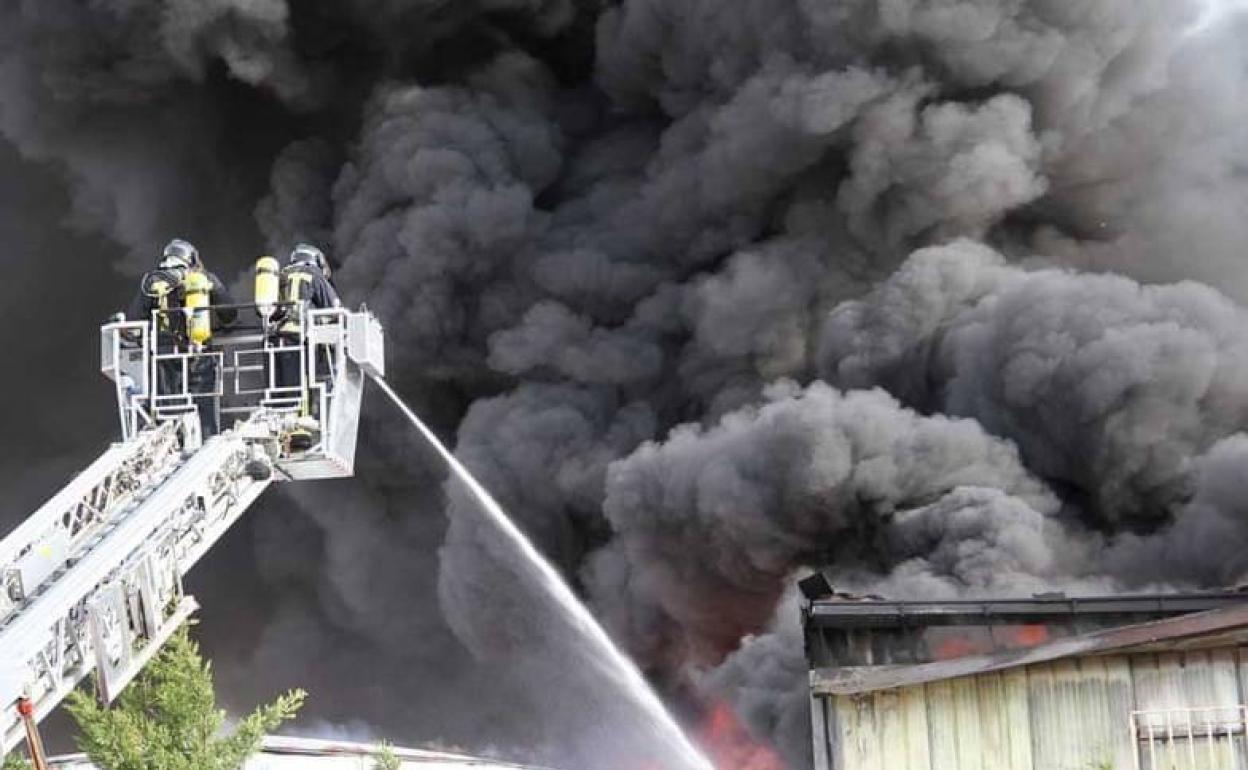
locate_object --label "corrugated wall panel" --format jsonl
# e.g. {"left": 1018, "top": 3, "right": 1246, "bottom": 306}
{"left": 829, "top": 688, "right": 936, "bottom": 770}
{"left": 926, "top": 679, "right": 960, "bottom": 770}
{"left": 821, "top": 646, "right": 1248, "bottom": 770}
{"left": 1234, "top": 648, "right": 1248, "bottom": 770}
{"left": 1139, "top": 652, "right": 1213, "bottom": 770}
{"left": 1071, "top": 656, "right": 1117, "bottom": 768}
{"left": 951, "top": 675, "right": 987, "bottom": 770}
{"left": 875, "top": 689, "right": 928, "bottom": 770}
{"left": 1130, "top": 650, "right": 1247, "bottom": 770}
{"left": 1183, "top": 651, "right": 1220, "bottom": 706}
{"left": 1208, "top": 649, "right": 1241, "bottom": 706}
{"left": 1027, "top": 656, "right": 1129, "bottom": 770}
{"left": 1188, "top": 650, "right": 1242, "bottom": 769}
{"left": 973, "top": 672, "right": 1008, "bottom": 770}
{"left": 1054, "top": 658, "right": 1091, "bottom": 770}
{"left": 1103, "top": 655, "right": 1139, "bottom": 770}
{"left": 857, "top": 694, "right": 887, "bottom": 770}
{"left": 1155, "top": 652, "right": 1190, "bottom": 713}
{"left": 873, "top": 690, "right": 905, "bottom": 770}
{"left": 839, "top": 694, "right": 882, "bottom": 770}
{"left": 1003, "top": 667, "right": 1034, "bottom": 770}
{"left": 900, "top": 685, "right": 933, "bottom": 769}
{"left": 1131, "top": 652, "right": 1168, "bottom": 755}
{"left": 1235, "top": 648, "right": 1248, "bottom": 702}
{"left": 1027, "top": 662, "right": 1062, "bottom": 769}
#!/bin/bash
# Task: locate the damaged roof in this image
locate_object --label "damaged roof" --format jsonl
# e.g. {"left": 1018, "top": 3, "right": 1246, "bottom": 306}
{"left": 807, "top": 591, "right": 1248, "bottom": 696}
{"left": 804, "top": 590, "right": 1248, "bottom": 627}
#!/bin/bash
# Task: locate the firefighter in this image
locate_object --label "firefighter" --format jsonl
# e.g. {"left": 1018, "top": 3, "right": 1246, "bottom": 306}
{"left": 283, "top": 243, "right": 341, "bottom": 314}
{"left": 126, "top": 239, "right": 236, "bottom": 437}
{"left": 274, "top": 244, "right": 340, "bottom": 448}
{"left": 127, "top": 239, "right": 192, "bottom": 327}
{"left": 127, "top": 242, "right": 194, "bottom": 413}
{"left": 167, "top": 239, "right": 238, "bottom": 329}
{"left": 182, "top": 243, "right": 236, "bottom": 438}
{"left": 128, "top": 240, "right": 237, "bottom": 328}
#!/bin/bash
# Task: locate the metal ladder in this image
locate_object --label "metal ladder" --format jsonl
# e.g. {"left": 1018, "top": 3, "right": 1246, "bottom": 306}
{"left": 0, "top": 415, "right": 272, "bottom": 753}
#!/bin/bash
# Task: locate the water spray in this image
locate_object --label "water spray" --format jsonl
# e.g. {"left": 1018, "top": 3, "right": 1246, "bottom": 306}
{"left": 368, "top": 373, "right": 715, "bottom": 770}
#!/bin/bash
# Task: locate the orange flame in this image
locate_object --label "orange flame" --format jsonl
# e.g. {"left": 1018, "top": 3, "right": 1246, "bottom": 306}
{"left": 698, "top": 702, "right": 787, "bottom": 770}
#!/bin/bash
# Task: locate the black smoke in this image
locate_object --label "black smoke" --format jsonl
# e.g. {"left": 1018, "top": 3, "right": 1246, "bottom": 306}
{"left": 5, "top": 1, "right": 1248, "bottom": 767}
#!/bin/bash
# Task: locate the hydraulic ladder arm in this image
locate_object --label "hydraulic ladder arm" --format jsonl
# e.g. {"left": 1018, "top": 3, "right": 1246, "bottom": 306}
{"left": 0, "top": 415, "right": 270, "bottom": 752}
{"left": 0, "top": 303, "right": 384, "bottom": 755}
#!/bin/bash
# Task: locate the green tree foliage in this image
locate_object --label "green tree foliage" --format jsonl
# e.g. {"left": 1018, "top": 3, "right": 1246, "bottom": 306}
{"left": 1, "top": 752, "right": 30, "bottom": 770}
{"left": 65, "top": 626, "right": 305, "bottom": 770}
{"left": 373, "top": 741, "right": 401, "bottom": 770}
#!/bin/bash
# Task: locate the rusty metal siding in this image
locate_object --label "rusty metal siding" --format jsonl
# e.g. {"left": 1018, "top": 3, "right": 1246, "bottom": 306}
{"left": 818, "top": 647, "right": 1248, "bottom": 770}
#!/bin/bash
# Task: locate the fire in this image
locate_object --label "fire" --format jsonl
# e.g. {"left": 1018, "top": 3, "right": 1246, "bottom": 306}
{"left": 698, "top": 702, "right": 787, "bottom": 770}
{"left": 930, "top": 624, "right": 1052, "bottom": 660}
{"left": 1003, "top": 623, "right": 1050, "bottom": 648}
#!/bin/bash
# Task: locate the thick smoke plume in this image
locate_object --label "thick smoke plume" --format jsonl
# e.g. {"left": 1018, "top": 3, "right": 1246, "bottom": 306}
{"left": 585, "top": 380, "right": 1067, "bottom": 671}
{"left": 822, "top": 240, "right": 1248, "bottom": 530}
{"left": 6, "top": 0, "right": 1248, "bottom": 767}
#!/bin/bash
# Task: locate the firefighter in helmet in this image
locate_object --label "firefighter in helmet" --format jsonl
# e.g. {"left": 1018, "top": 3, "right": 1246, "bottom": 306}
{"left": 271, "top": 243, "right": 340, "bottom": 447}
{"left": 283, "top": 244, "right": 340, "bottom": 313}
{"left": 127, "top": 240, "right": 194, "bottom": 412}
{"left": 127, "top": 238, "right": 236, "bottom": 437}
{"left": 128, "top": 239, "right": 193, "bottom": 329}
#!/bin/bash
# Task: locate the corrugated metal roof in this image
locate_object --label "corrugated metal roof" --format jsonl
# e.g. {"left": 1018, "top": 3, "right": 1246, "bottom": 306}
{"left": 806, "top": 591, "right": 1248, "bottom": 628}
{"left": 45, "top": 737, "right": 547, "bottom": 770}
{"left": 812, "top": 602, "right": 1248, "bottom": 695}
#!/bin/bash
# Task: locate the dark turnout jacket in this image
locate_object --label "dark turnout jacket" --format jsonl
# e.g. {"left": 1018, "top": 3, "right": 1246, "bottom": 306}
{"left": 282, "top": 263, "right": 340, "bottom": 309}
{"left": 278, "top": 262, "right": 340, "bottom": 335}
{"left": 126, "top": 268, "right": 237, "bottom": 339}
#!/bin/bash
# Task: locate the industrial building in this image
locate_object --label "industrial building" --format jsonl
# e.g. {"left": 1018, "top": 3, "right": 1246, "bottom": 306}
{"left": 803, "top": 587, "right": 1248, "bottom": 770}
{"left": 46, "top": 737, "right": 543, "bottom": 770}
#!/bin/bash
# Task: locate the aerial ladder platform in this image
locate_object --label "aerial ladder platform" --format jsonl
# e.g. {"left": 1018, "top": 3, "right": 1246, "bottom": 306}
{"left": 0, "top": 299, "right": 385, "bottom": 753}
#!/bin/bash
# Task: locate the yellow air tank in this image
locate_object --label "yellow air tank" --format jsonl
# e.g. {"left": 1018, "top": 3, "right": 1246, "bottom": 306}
{"left": 183, "top": 270, "right": 213, "bottom": 346}
{"left": 254, "top": 256, "right": 280, "bottom": 322}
